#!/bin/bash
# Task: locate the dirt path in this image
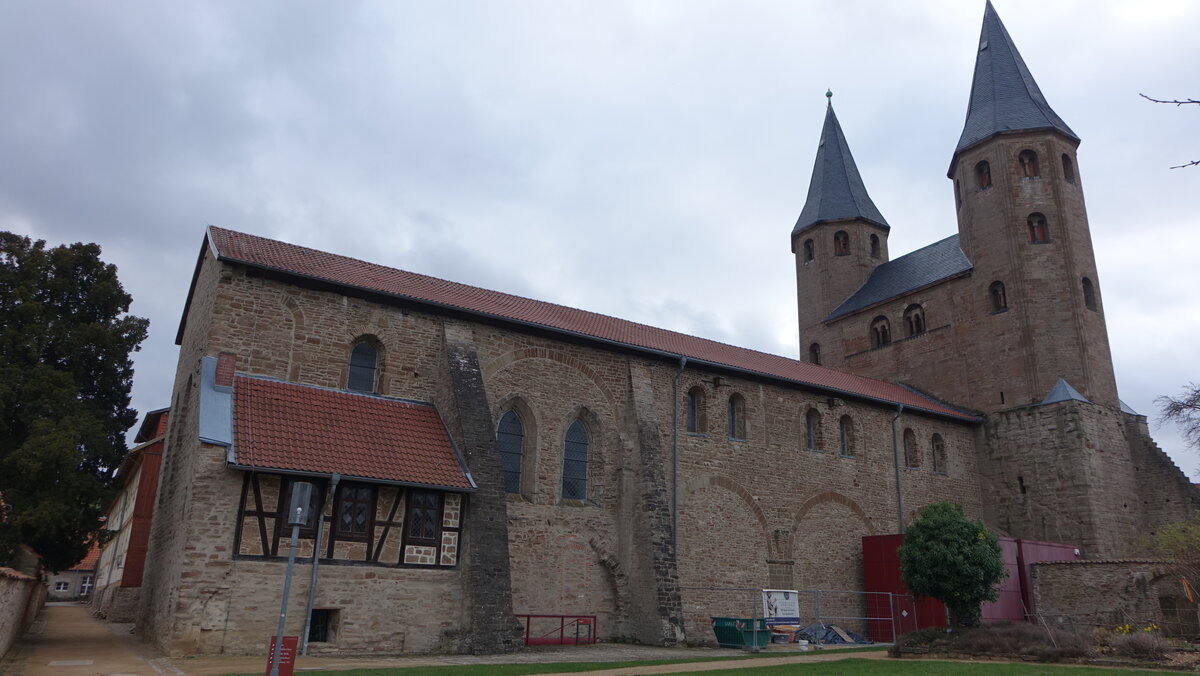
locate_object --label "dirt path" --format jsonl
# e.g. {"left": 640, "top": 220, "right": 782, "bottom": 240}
{"left": 0, "top": 603, "right": 173, "bottom": 676}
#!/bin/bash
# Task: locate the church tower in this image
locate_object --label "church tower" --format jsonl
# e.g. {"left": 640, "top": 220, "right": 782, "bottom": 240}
{"left": 949, "top": 1, "right": 1118, "bottom": 408}
{"left": 792, "top": 94, "right": 891, "bottom": 366}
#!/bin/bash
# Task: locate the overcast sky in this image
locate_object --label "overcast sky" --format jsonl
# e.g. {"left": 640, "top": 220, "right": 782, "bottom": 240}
{"left": 3, "top": 1, "right": 1198, "bottom": 475}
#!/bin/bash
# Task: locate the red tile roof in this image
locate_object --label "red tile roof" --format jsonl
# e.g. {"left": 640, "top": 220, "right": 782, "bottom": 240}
{"left": 71, "top": 540, "right": 101, "bottom": 571}
{"left": 232, "top": 375, "right": 474, "bottom": 490}
{"left": 205, "top": 227, "right": 977, "bottom": 422}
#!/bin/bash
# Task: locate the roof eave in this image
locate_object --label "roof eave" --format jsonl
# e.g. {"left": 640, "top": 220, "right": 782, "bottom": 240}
{"left": 947, "top": 127, "right": 1082, "bottom": 178}
{"left": 790, "top": 217, "right": 892, "bottom": 250}
{"left": 823, "top": 268, "right": 974, "bottom": 323}
{"left": 224, "top": 463, "right": 478, "bottom": 493}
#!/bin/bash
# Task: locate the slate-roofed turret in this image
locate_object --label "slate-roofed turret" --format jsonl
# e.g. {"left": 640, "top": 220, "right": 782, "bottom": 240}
{"left": 952, "top": 0, "right": 1077, "bottom": 168}
{"left": 792, "top": 96, "right": 889, "bottom": 239}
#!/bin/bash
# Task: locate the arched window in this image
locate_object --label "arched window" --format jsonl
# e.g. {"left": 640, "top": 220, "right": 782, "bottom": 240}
{"left": 931, "top": 434, "right": 946, "bottom": 474}
{"left": 903, "top": 304, "right": 925, "bottom": 337}
{"left": 903, "top": 428, "right": 919, "bottom": 468}
{"left": 727, "top": 393, "right": 746, "bottom": 440}
{"left": 686, "top": 386, "right": 707, "bottom": 434}
{"left": 803, "top": 239, "right": 815, "bottom": 263}
{"left": 833, "top": 231, "right": 850, "bottom": 256}
{"left": 805, "top": 409, "right": 822, "bottom": 451}
{"left": 1027, "top": 213, "right": 1050, "bottom": 243}
{"left": 989, "top": 281, "right": 1008, "bottom": 312}
{"left": 838, "top": 415, "right": 854, "bottom": 457}
{"left": 808, "top": 343, "right": 821, "bottom": 366}
{"left": 496, "top": 410, "right": 525, "bottom": 494}
{"left": 347, "top": 340, "right": 378, "bottom": 392}
{"left": 1062, "top": 154, "right": 1075, "bottom": 184}
{"left": 1082, "top": 277, "right": 1097, "bottom": 311}
{"left": 975, "top": 160, "right": 992, "bottom": 189}
{"left": 870, "top": 234, "right": 881, "bottom": 259}
{"left": 562, "top": 420, "right": 589, "bottom": 500}
{"left": 1018, "top": 149, "right": 1040, "bottom": 178}
{"left": 870, "top": 316, "right": 891, "bottom": 348}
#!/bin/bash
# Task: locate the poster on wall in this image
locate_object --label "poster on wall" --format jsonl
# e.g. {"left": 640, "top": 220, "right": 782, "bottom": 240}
{"left": 761, "top": 589, "right": 801, "bottom": 626}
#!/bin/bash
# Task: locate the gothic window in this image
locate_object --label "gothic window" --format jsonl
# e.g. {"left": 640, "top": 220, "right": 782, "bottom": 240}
{"left": 931, "top": 434, "right": 947, "bottom": 474}
{"left": 1062, "top": 154, "right": 1075, "bottom": 184}
{"left": 834, "top": 231, "right": 850, "bottom": 256}
{"left": 803, "top": 238, "right": 815, "bottom": 263}
{"left": 1082, "top": 277, "right": 1098, "bottom": 311}
{"left": 838, "top": 415, "right": 854, "bottom": 456}
{"left": 808, "top": 342, "right": 821, "bottom": 366}
{"left": 870, "top": 234, "right": 881, "bottom": 259}
{"left": 1018, "top": 149, "right": 1040, "bottom": 178}
{"left": 975, "top": 160, "right": 992, "bottom": 190}
{"left": 496, "top": 410, "right": 524, "bottom": 494}
{"left": 989, "top": 281, "right": 1008, "bottom": 312}
{"left": 562, "top": 420, "right": 590, "bottom": 500}
{"left": 686, "top": 386, "right": 707, "bottom": 434}
{"left": 727, "top": 393, "right": 747, "bottom": 440}
{"left": 347, "top": 340, "right": 379, "bottom": 392}
{"left": 334, "top": 482, "right": 375, "bottom": 541}
{"left": 870, "top": 316, "right": 891, "bottom": 348}
{"left": 903, "top": 428, "right": 919, "bottom": 468}
{"left": 805, "top": 409, "right": 822, "bottom": 451}
{"left": 903, "top": 304, "right": 926, "bottom": 337}
{"left": 1027, "top": 213, "right": 1050, "bottom": 243}
{"left": 404, "top": 490, "right": 442, "bottom": 546}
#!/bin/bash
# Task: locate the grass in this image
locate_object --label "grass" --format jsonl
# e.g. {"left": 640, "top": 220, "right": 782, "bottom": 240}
{"left": 698, "top": 659, "right": 1176, "bottom": 675}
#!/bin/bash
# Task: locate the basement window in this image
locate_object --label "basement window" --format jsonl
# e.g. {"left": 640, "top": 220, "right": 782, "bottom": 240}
{"left": 308, "top": 609, "right": 339, "bottom": 643}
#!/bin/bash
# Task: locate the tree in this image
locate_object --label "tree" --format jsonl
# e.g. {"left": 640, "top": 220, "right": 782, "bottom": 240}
{"left": 0, "top": 233, "right": 148, "bottom": 571}
{"left": 899, "top": 502, "right": 1006, "bottom": 627}
{"left": 1146, "top": 511, "right": 1200, "bottom": 597}
{"left": 1158, "top": 383, "right": 1200, "bottom": 453}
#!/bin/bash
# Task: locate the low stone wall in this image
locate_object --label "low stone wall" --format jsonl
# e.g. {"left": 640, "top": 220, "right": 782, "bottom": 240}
{"left": 0, "top": 567, "right": 42, "bottom": 659}
{"left": 1031, "top": 560, "right": 1169, "bottom": 631}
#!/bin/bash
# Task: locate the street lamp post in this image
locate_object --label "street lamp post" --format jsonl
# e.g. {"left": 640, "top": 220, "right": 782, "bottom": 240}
{"left": 269, "top": 481, "right": 312, "bottom": 676}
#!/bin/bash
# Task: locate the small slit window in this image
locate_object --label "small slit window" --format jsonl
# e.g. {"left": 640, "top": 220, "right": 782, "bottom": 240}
{"left": 805, "top": 409, "right": 821, "bottom": 451}
{"left": 1028, "top": 213, "right": 1050, "bottom": 243}
{"left": 727, "top": 394, "right": 746, "bottom": 441}
{"left": 955, "top": 179, "right": 963, "bottom": 208}
{"left": 1062, "top": 154, "right": 1075, "bottom": 184}
{"left": 903, "top": 304, "right": 925, "bottom": 337}
{"left": 989, "top": 281, "right": 1008, "bottom": 312}
{"left": 903, "top": 428, "right": 919, "bottom": 468}
{"left": 496, "top": 410, "right": 524, "bottom": 494}
{"left": 347, "top": 341, "right": 378, "bottom": 392}
{"left": 1018, "top": 149, "right": 1040, "bottom": 178}
{"left": 308, "top": 609, "right": 338, "bottom": 644}
{"left": 833, "top": 231, "right": 850, "bottom": 256}
{"left": 870, "top": 234, "right": 881, "bottom": 259}
{"left": 838, "top": 415, "right": 854, "bottom": 457}
{"left": 1082, "top": 277, "right": 1097, "bottom": 312}
{"left": 562, "top": 420, "right": 589, "bottom": 500}
{"left": 803, "top": 238, "right": 815, "bottom": 263}
{"left": 870, "top": 316, "right": 891, "bottom": 348}
{"left": 975, "top": 160, "right": 992, "bottom": 189}
{"left": 686, "top": 386, "right": 707, "bottom": 434}
{"left": 808, "top": 343, "right": 820, "bottom": 366}
{"left": 931, "top": 434, "right": 947, "bottom": 474}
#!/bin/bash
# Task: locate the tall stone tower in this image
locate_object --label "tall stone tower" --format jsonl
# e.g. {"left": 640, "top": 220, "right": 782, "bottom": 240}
{"left": 792, "top": 94, "right": 891, "bottom": 366}
{"left": 949, "top": 1, "right": 1118, "bottom": 409}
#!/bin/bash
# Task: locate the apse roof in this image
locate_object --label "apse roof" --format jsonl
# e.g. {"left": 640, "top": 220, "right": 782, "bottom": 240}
{"left": 825, "top": 235, "right": 974, "bottom": 321}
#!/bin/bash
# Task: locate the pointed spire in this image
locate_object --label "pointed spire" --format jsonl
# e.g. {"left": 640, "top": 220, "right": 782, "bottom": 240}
{"left": 954, "top": 1, "right": 1078, "bottom": 158}
{"left": 792, "top": 99, "right": 889, "bottom": 239}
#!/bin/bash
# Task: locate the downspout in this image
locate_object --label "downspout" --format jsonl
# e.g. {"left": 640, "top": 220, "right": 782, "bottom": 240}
{"left": 672, "top": 356, "right": 687, "bottom": 557}
{"left": 301, "top": 473, "right": 340, "bottom": 655}
{"left": 891, "top": 405, "right": 906, "bottom": 534}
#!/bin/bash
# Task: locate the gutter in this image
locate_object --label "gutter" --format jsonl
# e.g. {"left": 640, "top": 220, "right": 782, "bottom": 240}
{"left": 891, "top": 404, "right": 906, "bottom": 534}
{"left": 301, "top": 473, "right": 340, "bottom": 655}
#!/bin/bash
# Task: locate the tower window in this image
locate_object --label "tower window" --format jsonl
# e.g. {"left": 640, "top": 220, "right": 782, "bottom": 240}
{"left": 562, "top": 420, "right": 589, "bottom": 500}
{"left": 838, "top": 415, "right": 854, "bottom": 457}
{"left": 803, "top": 238, "right": 815, "bottom": 263}
{"left": 496, "top": 409, "right": 525, "bottom": 494}
{"left": 1027, "top": 213, "right": 1050, "bottom": 243}
{"left": 1062, "top": 154, "right": 1075, "bottom": 184}
{"left": 903, "top": 428, "right": 919, "bottom": 468}
{"left": 1018, "top": 149, "right": 1040, "bottom": 178}
{"left": 870, "top": 234, "right": 881, "bottom": 259}
{"left": 870, "top": 316, "right": 891, "bottom": 348}
{"left": 1082, "top": 277, "right": 1098, "bottom": 312}
{"left": 989, "top": 281, "right": 1008, "bottom": 312}
{"left": 808, "top": 342, "right": 821, "bottom": 366}
{"left": 955, "top": 179, "right": 963, "bottom": 208}
{"left": 727, "top": 393, "right": 746, "bottom": 440}
{"left": 975, "top": 161, "right": 992, "bottom": 190}
{"left": 805, "top": 409, "right": 822, "bottom": 451}
{"left": 903, "top": 304, "right": 925, "bottom": 337}
{"left": 347, "top": 340, "right": 379, "bottom": 392}
{"left": 931, "top": 433, "right": 947, "bottom": 474}
{"left": 686, "top": 386, "right": 707, "bottom": 434}
{"left": 833, "top": 231, "right": 850, "bottom": 256}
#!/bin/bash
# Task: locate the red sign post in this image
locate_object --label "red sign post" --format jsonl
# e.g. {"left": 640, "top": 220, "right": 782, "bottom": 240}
{"left": 265, "top": 635, "right": 298, "bottom": 676}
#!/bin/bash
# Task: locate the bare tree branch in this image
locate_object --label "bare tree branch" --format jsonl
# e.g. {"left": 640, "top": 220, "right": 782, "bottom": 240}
{"left": 1170, "top": 160, "right": 1200, "bottom": 170}
{"left": 1140, "top": 93, "right": 1200, "bottom": 106}
{"left": 1158, "top": 383, "right": 1200, "bottom": 452}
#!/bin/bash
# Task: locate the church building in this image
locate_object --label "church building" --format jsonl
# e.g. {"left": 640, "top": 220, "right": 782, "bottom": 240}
{"left": 137, "top": 2, "right": 1199, "bottom": 656}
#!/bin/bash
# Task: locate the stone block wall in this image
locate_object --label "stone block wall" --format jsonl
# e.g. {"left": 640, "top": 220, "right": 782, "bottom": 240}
{"left": 0, "top": 567, "right": 40, "bottom": 660}
{"left": 1124, "top": 413, "right": 1200, "bottom": 534}
{"left": 1032, "top": 560, "right": 1169, "bottom": 630}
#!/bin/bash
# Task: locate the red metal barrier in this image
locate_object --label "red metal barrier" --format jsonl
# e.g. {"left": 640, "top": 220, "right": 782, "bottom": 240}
{"left": 515, "top": 614, "right": 598, "bottom": 645}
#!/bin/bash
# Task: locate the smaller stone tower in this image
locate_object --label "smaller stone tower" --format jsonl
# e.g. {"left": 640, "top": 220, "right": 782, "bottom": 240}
{"left": 793, "top": 93, "right": 891, "bottom": 365}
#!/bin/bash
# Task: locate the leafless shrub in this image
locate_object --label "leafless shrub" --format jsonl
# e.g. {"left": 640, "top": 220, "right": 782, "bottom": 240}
{"left": 1112, "top": 631, "right": 1169, "bottom": 659}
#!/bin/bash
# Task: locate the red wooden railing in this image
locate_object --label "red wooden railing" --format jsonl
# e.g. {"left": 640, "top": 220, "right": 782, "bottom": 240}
{"left": 514, "top": 614, "right": 597, "bottom": 645}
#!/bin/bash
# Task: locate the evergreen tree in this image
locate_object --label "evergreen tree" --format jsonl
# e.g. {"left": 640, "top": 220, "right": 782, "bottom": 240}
{"left": 899, "top": 502, "right": 1006, "bottom": 627}
{"left": 0, "top": 233, "right": 148, "bottom": 571}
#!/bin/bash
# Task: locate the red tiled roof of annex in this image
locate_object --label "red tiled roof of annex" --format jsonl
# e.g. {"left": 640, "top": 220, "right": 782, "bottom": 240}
{"left": 71, "top": 541, "right": 101, "bottom": 571}
{"left": 207, "top": 226, "right": 976, "bottom": 421}
{"left": 232, "top": 375, "right": 474, "bottom": 490}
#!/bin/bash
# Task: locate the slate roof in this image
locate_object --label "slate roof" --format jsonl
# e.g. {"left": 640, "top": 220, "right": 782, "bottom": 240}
{"left": 952, "top": 1, "right": 1078, "bottom": 164}
{"left": 825, "top": 235, "right": 973, "bottom": 321}
{"left": 1040, "top": 378, "right": 1090, "bottom": 406}
{"left": 230, "top": 375, "right": 475, "bottom": 490}
{"left": 792, "top": 102, "right": 889, "bottom": 239}
{"left": 197, "top": 227, "right": 979, "bottom": 422}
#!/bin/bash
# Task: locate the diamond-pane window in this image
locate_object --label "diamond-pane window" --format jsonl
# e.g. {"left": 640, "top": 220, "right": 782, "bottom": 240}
{"left": 336, "top": 483, "right": 374, "bottom": 540}
{"left": 496, "top": 410, "right": 524, "bottom": 494}
{"left": 562, "top": 420, "right": 589, "bottom": 500}
{"left": 406, "top": 490, "right": 441, "bottom": 545}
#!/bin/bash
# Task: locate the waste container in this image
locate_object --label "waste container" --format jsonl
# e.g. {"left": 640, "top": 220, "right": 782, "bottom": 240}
{"left": 710, "top": 617, "right": 771, "bottom": 648}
